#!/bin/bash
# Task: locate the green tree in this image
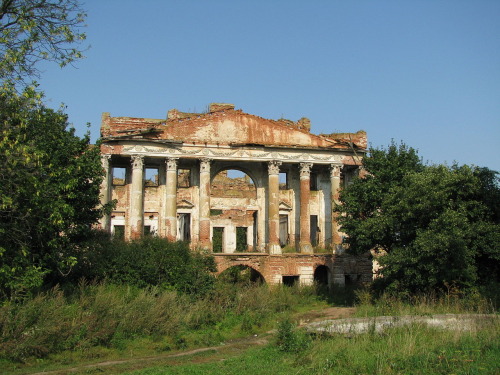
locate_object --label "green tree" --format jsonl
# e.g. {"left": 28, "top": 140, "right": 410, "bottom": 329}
{"left": 337, "top": 141, "right": 424, "bottom": 253}
{"left": 0, "top": 85, "right": 110, "bottom": 299}
{"left": 0, "top": 0, "right": 86, "bottom": 84}
{"left": 336, "top": 142, "right": 500, "bottom": 295}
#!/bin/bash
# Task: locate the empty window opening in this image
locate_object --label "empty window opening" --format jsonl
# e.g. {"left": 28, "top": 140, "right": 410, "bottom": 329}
{"left": 310, "top": 171, "right": 318, "bottom": 191}
{"left": 279, "top": 172, "right": 288, "bottom": 190}
{"left": 178, "top": 168, "right": 191, "bottom": 188}
{"left": 282, "top": 275, "right": 299, "bottom": 287}
{"left": 144, "top": 167, "right": 159, "bottom": 187}
{"left": 144, "top": 225, "right": 152, "bottom": 236}
{"left": 112, "top": 167, "right": 126, "bottom": 185}
{"left": 212, "top": 227, "right": 224, "bottom": 253}
{"left": 113, "top": 225, "right": 125, "bottom": 240}
{"left": 210, "top": 209, "right": 223, "bottom": 216}
{"left": 310, "top": 215, "right": 318, "bottom": 246}
{"left": 343, "top": 167, "right": 357, "bottom": 188}
{"left": 177, "top": 213, "right": 191, "bottom": 242}
{"left": 279, "top": 214, "right": 289, "bottom": 247}
{"left": 236, "top": 227, "right": 248, "bottom": 252}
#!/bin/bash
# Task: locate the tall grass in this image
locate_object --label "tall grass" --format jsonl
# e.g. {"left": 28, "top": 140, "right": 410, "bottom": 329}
{"left": 0, "top": 281, "right": 319, "bottom": 362}
{"left": 354, "top": 287, "right": 496, "bottom": 317}
{"left": 119, "top": 318, "right": 500, "bottom": 375}
{"left": 1, "top": 280, "right": 496, "bottom": 366}
{"left": 305, "top": 318, "right": 500, "bottom": 375}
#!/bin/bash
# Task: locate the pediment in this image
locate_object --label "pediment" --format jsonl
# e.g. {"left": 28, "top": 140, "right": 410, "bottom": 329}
{"left": 102, "top": 107, "right": 367, "bottom": 150}
{"left": 160, "top": 112, "right": 333, "bottom": 148}
{"left": 279, "top": 201, "right": 292, "bottom": 211}
{"left": 177, "top": 199, "right": 194, "bottom": 209}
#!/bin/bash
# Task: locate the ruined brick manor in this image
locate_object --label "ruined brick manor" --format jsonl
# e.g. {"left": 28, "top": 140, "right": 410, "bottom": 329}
{"left": 99, "top": 103, "right": 372, "bottom": 286}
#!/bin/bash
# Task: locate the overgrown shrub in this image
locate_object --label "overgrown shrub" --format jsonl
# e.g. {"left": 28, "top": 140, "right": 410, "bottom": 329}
{"left": 0, "top": 283, "right": 187, "bottom": 361}
{"left": 68, "top": 234, "right": 217, "bottom": 296}
{"left": 276, "top": 319, "right": 311, "bottom": 353}
{"left": 0, "top": 281, "right": 321, "bottom": 362}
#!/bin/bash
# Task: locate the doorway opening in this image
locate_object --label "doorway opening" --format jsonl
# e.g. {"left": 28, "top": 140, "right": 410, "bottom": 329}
{"left": 279, "top": 214, "right": 289, "bottom": 247}
{"left": 236, "top": 227, "right": 248, "bottom": 251}
{"left": 212, "top": 227, "right": 224, "bottom": 253}
{"left": 177, "top": 213, "right": 191, "bottom": 242}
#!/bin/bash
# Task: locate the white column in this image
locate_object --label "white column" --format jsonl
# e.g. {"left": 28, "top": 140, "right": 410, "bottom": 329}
{"left": 199, "top": 158, "right": 212, "bottom": 250}
{"left": 257, "top": 186, "right": 266, "bottom": 251}
{"left": 99, "top": 154, "right": 112, "bottom": 232}
{"left": 130, "top": 155, "right": 144, "bottom": 239}
{"left": 330, "top": 164, "right": 343, "bottom": 251}
{"left": 299, "top": 162, "right": 313, "bottom": 253}
{"left": 268, "top": 160, "right": 282, "bottom": 254}
{"left": 164, "top": 157, "right": 178, "bottom": 241}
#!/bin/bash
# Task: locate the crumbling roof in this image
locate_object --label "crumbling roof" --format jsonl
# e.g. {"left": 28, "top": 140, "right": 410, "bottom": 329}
{"left": 100, "top": 103, "right": 367, "bottom": 150}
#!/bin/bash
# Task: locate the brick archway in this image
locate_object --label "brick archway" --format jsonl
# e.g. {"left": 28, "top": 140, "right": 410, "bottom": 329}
{"left": 213, "top": 254, "right": 344, "bottom": 286}
{"left": 218, "top": 264, "right": 266, "bottom": 283}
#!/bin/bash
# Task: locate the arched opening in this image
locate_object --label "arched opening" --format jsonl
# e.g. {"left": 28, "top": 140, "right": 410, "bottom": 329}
{"left": 210, "top": 169, "right": 258, "bottom": 253}
{"left": 218, "top": 265, "right": 265, "bottom": 284}
{"left": 211, "top": 169, "right": 257, "bottom": 199}
{"left": 314, "top": 265, "right": 330, "bottom": 287}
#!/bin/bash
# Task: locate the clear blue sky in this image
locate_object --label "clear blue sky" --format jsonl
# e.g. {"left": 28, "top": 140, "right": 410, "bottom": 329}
{"left": 38, "top": 0, "right": 500, "bottom": 171}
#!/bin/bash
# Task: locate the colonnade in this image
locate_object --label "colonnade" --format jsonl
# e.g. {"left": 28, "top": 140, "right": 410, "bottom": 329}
{"left": 100, "top": 155, "right": 345, "bottom": 253}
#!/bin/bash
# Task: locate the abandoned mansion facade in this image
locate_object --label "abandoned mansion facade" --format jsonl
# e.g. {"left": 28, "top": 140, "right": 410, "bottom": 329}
{"left": 99, "top": 103, "right": 372, "bottom": 286}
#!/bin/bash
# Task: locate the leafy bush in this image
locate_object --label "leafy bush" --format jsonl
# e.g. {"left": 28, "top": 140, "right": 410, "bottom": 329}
{"left": 276, "top": 319, "right": 311, "bottom": 353}
{"left": 69, "top": 235, "right": 217, "bottom": 296}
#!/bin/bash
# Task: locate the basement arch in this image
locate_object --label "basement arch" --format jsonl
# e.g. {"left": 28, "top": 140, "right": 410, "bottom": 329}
{"left": 218, "top": 265, "right": 265, "bottom": 284}
{"left": 314, "top": 265, "right": 330, "bottom": 287}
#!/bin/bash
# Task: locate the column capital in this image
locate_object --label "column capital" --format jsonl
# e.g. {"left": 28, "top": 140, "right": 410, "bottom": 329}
{"left": 299, "top": 162, "right": 313, "bottom": 178}
{"left": 100, "top": 154, "right": 111, "bottom": 168}
{"left": 268, "top": 160, "right": 282, "bottom": 175}
{"left": 166, "top": 157, "right": 179, "bottom": 171}
{"left": 131, "top": 155, "right": 144, "bottom": 169}
{"left": 200, "top": 158, "right": 212, "bottom": 173}
{"left": 329, "top": 163, "right": 343, "bottom": 178}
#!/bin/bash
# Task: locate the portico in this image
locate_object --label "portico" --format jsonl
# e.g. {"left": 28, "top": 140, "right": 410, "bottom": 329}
{"left": 99, "top": 103, "right": 371, "bottom": 284}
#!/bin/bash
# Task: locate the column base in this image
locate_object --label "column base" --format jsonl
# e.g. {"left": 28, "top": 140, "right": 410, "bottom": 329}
{"left": 299, "top": 242, "right": 313, "bottom": 254}
{"left": 268, "top": 243, "right": 282, "bottom": 255}
{"left": 164, "top": 217, "right": 177, "bottom": 242}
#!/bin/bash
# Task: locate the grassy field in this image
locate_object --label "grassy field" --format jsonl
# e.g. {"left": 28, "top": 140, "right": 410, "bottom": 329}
{"left": 121, "top": 321, "right": 499, "bottom": 375}
{"left": 0, "top": 282, "right": 324, "bottom": 374}
{"left": 0, "top": 283, "right": 498, "bottom": 375}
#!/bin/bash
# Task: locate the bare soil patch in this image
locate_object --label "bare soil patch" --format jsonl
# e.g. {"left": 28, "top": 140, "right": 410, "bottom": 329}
{"left": 296, "top": 306, "right": 357, "bottom": 326}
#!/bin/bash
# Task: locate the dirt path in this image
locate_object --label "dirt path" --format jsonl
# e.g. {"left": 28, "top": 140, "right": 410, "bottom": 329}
{"left": 26, "top": 307, "right": 356, "bottom": 375}
{"left": 28, "top": 335, "right": 270, "bottom": 375}
{"left": 297, "top": 306, "right": 357, "bottom": 325}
